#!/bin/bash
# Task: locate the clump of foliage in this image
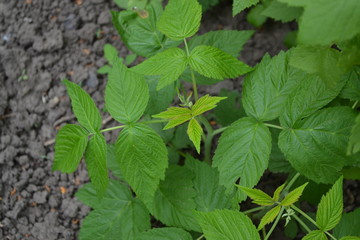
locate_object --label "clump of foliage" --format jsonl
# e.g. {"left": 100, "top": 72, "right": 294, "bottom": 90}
{"left": 52, "top": 0, "right": 360, "bottom": 239}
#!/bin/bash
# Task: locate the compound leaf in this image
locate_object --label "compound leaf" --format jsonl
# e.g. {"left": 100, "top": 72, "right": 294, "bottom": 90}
{"left": 153, "top": 107, "right": 192, "bottom": 129}
{"left": 273, "top": 184, "right": 285, "bottom": 202}
{"left": 106, "top": 60, "right": 149, "bottom": 124}
{"left": 213, "top": 117, "right": 272, "bottom": 202}
{"left": 236, "top": 186, "right": 274, "bottom": 206}
{"left": 84, "top": 133, "right": 109, "bottom": 195}
{"left": 189, "top": 46, "right": 252, "bottom": 80}
{"left": 348, "top": 114, "right": 360, "bottom": 155}
{"left": 63, "top": 79, "right": 102, "bottom": 133}
{"left": 187, "top": 119, "right": 203, "bottom": 154}
{"left": 137, "top": 227, "right": 192, "bottom": 240}
{"left": 53, "top": 124, "right": 88, "bottom": 173}
{"left": 195, "top": 209, "right": 261, "bottom": 240}
{"left": 340, "top": 66, "right": 360, "bottom": 102}
{"left": 316, "top": 177, "right": 343, "bottom": 231}
{"left": 258, "top": 205, "right": 281, "bottom": 230}
{"left": 191, "top": 94, "right": 227, "bottom": 116}
{"left": 157, "top": 0, "right": 202, "bottom": 40}
{"left": 302, "top": 230, "right": 328, "bottom": 240}
{"left": 279, "top": 107, "right": 357, "bottom": 184}
{"left": 281, "top": 182, "right": 308, "bottom": 206}
{"left": 233, "top": 0, "right": 260, "bottom": 16}
{"left": 116, "top": 124, "right": 168, "bottom": 203}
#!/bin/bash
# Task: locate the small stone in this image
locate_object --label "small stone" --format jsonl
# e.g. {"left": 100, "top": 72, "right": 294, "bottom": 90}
{"left": 33, "top": 191, "right": 48, "bottom": 204}
{"left": 61, "top": 199, "right": 79, "bottom": 218}
{"left": 86, "top": 71, "right": 98, "bottom": 88}
{"left": 48, "top": 96, "right": 59, "bottom": 108}
{"left": 97, "top": 10, "right": 111, "bottom": 25}
{"left": 77, "top": 23, "right": 97, "bottom": 42}
{"left": 48, "top": 195, "right": 58, "bottom": 208}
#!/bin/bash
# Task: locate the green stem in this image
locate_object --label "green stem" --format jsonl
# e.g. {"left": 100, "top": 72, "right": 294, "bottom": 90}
{"left": 352, "top": 100, "right": 359, "bottom": 109}
{"left": 292, "top": 213, "right": 311, "bottom": 233}
{"left": 264, "top": 207, "right": 285, "bottom": 240}
{"left": 198, "top": 116, "right": 214, "bottom": 164}
{"left": 284, "top": 173, "right": 301, "bottom": 192}
{"left": 198, "top": 116, "right": 213, "bottom": 135}
{"left": 196, "top": 234, "right": 204, "bottom": 240}
{"left": 291, "top": 205, "right": 318, "bottom": 227}
{"left": 264, "top": 123, "right": 284, "bottom": 130}
{"left": 183, "top": 38, "right": 198, "bottom": 101}
{"left": 140, "top": 119, "right": 168, "bottom": 124}
{"left": 325, "top": 231, "right": 338, "bottom": 240}
{"left": 213, "top": 127, "right": 228, "bottom": 136}
{"left": 243, "top": 206, "right": 267, "bottom": 215}
{"left": 99, "top": 125, "right": 126, "bottom": 133}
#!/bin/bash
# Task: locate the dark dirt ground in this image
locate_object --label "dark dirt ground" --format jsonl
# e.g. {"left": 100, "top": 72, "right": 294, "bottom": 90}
{"left": 0, "top": 0, "right": 343, "bottom": 239}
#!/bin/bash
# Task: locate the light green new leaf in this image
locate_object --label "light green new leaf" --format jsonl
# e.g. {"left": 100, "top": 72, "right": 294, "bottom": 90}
{"left": 191, "top": 94, "right": 227, "bottom": 116}
{"left": 279, "top": 107, "right": 357, "bottom": 184}
{"left": 78, "top": 180, "right": 150, "bottom": 240}
{"left": 153, "top": 107, "right": 192, "bottom": 129}
{"left": 189, "top": 46, "right": 252, "bottom": 80}
{"left": 157, "top": 0, "right": 202, "bottom": 40}
{"left": 149, "top": 166, "right": 199, "bottom": 231}
{"left": 185, "top": 155, "right": 231, "bottom": 212}
{"left": 213, "top": 117, "right": 272, "bottom": 202}
{"left": 106, "top": 60, "right": 149, "bottom": 124}
{"left": 137, "top": 227, "right": 192, "bottom": 240}
{"left": 132, "top": 47, "right": 188, "bottom": 90}
{"left": 116, "top": 124, "right": 168, "bottom": 203}
{"left": 53, "top": 124, "right": 88, "bottom": 173}
{"left": 281, "top": 182, "right": 308, "bottom": 206}
{"left": 334, "top": 208, "right": 360, "bottom": 238}
{"left": 258, "top": 205, "right": 282, "bottom": 230}
{"left": 103, "top": 44, "right": 118, "bottom": 65}
{"left": 187, "top": 119, "right": 203, "bottom": 154}
{"left": 340, "top": 66, "right": 360, "bottom": 102}
{"left": 233, "top": 0, "right": 259, "bottom": 16}
{"left": 85, "top": 133, "right": 108, "bottom": 195}
{"left": 261, "top": 1, "right": 303, "bottom": 22}
{"left": 316, "top": 177, "right": 343, "bottom": 231}
{"left": 195, "top": 209, "right": 261, "bottom": 240}
{"left": 302, "top": 230, "right": 328, "bottom": 240}
{"left": 348, "top": 114, "right": 360, "bottom": 155}
{"left": 273, "top": 184, "right": 285, "bottom": 202}
{"left": 236, "top": 186, "right": 274, "bottom": 206}
{"left": 188, "top": 30, "right": 255, "bottom": 57}
{"left": 63, "top": 79, "right": 102, "bottom": 133}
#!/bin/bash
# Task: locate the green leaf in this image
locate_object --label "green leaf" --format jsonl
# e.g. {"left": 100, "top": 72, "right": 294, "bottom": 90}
{"left": 78, "top": 180, "right": 150, "bottom": 240}
{"left": 246, "top": 4, "right": 268, "bottom": 27}
{"left": 137, "top": 227, "right": 192, "bottom": 240}
{"left": 187, "top": 119, "right": 203, "bottom": 154}
{"left": 258, "top": 205, "right": 281, "bottom": 230}
{"left": 198, "top": 0, "right": 219, "bottom": 11}
{"left": 105, "top": 60, "right": 149, "bottom": 124}
{"left": 106, "top": 144, "right": 123, "bottom": 179}
{"left": 236, "top": 186, "right": 274, "bottom": 206}
{"left": 340, "top": 66, "right": 360, "bottom": 101}
{"left": 334, "top": 208, "right": 360, "bottom": 238}
{"left": 213, "top": 117, "right": 272, "bottom": 202}
{"left": 153, "top": 107, "right": 192, "bottom": 129}
{"left": 84, "top": 133, "right": 109, "bottom": 195}
{"left": 188, "top": 30, "right": 255, "bottom": 57}
{"left": 268, "top": 127, "right": 293, "bottom": 173}
{"left": 279, "top": 107, "right": 357, "bottom": 184}
{"left": 339, "top": 237, "right": 360, "bottom": 240}
{"left": 189, "top": 45, "right": 252, "bottom": 80}
{"left": 342, "top": 167, "right": 360, "bottom": 180}
{"left": 157, "top": 0, "right": 202, "bottom": 40}
{"left": 316, "top": 177, "right": 343, "bottom": 231}
{"left": 302, "top": 230, "right": 328, "bottom": 240}
{"left": 296, "top": 0, "right": 360, "bottom": 45}
{"left": 116, "top": 124, "right": 168, "bottom": 203}
{"left": 195, "top": 209, "right": 261, "bottom": 240}
{"left": 273, "top": 184, "right": 285, "bottom": 202}
{"left": 132, "top": 47, "right": 188, "bottom": 90}
{"left": 111, "top": 4, "right": 181, "bottom": 58}
{"left": 233, "top": 0, "right": 260, "bottom": 16}
{"left": 63, "top": 79, "right": 102, "bottom": 133}
{"left": 281, "top": 182, "right": 308, "bottom": 206}
{"left": 103, "top": 44, "right": 118, "bottom": 65}
{"left": 261, "top": 1, "right": 302, "bottom": 22}
{"left": 53, "top": 124, "right": 88, "bottom": 173}
{"left": 97, "top": 65, "right": 112, "bottom": 74}
{"left": 149, "top": 166, "right": 199, "bottom": 231}
{"left": 185, "top": 155, "right": 231, "bottom": 212}
{"left": 191, "top": 94, "right": 227, "bottom": 116}
{"left": 214, "top": 89, "right": 246, "bottom": 126}
{"left": 348, "top": 114, "right": 360, "bottom": 155}
{"left": 125, "top": 53, "right": 137, "bottom": 65}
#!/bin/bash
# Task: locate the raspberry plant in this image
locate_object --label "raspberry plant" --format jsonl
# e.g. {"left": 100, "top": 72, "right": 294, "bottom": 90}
{"left": 52, "top": 0, "right": 360, "bottom": 239}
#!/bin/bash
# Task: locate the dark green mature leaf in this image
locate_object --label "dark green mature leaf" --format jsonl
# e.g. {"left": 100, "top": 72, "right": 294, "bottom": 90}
{"left": 157, "top": 0, "right": 202, "bottom": 40}
{"left": 302, "top": 230, "right": 327, "bottom": 240}
{"left": 111, "top": 3, "right": 181, "bottom": 58}
{"left": 189, "top": 46, "right": 252, "bottom": 80}
{"left": 281, "top": 182, "right": 308, "bottom": 206}
{"left": 213, "top": 117, "right": 272, "bottom": 201}
{"left": 348, "top": 114, "right": 360, "bottom": 155}
{"left": 116, "top": 124, "right": 168, "bottom": 203}
{"left": 106, "top": 60, "right": 149, "bottom": 124}
{"left": 85, "top": 133, "right": 109, "bottom": 195}
{"left": 188, "top": 30, "right": 255, "bottom": 57}
{"left": 268, "top": 127, "right": 293, "bottom": 173}
{"left": 78, "top": 180, "right": 150, "bottom": 240}
{"left": 246, "top": 4, "right": 267, "bottom": 27}
{"left": 132, "top": 47, "right": 188, "bottom": 90}
{"left": 258, "top": 205, "right": 281, "bottom": 230}
{"left": 149, "top": 166, "right": 199, "bottom": 231}
{"left": 237, "top": 186, "right": 274, "bottom": 206}
{"left": 63, "top": 79, "right": 102, "bottom": 133}
{"left": 334, "top": 208, "right": 360, "bottom": 238}
{"left": 187, "top": 119, "right": 203, "bottom": 153}
{"left": 340, "top": 66, "right": 360, "bottom": 102}
{"left": 106, "top": 144, "right": 123, "bottom": 179}
{"left": 137, "top": 227, "right": 192, "bottom": 240}
{"left": 316, "top": 177, "right": 343, "bottom": 231}
{"left": 185, "top": 156, "right": 231, "bottom": 212}
{"left": 195, "top": 209, "right": 261, "bottom": 240}
{"left": 261, "top": 1, "right": 302, "bottom": 22}
{"left": 339, "top": 237, "right": 360, "bottom": 240}
{"left": 279, "top": 107, "right": 357, "bottom": 184}
{"left": 53, "top": 124, "right": 88, "bottom": 173}
{"left": 198, "top": 0, "right": 219, "bottom": 11}
{"left": 233, "top": 0, "right": 260, "bottom": 16}
{"left": 214, "top": 89, "right": 246, "bottom": 126}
